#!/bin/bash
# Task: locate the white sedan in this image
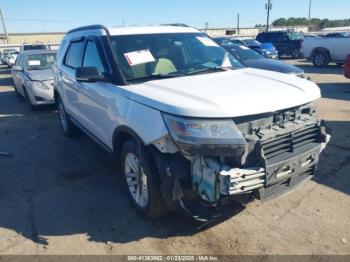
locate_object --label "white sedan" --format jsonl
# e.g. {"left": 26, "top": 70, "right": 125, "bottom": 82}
{"left": 11, "top": 50, "right": 56, "bottom": 109}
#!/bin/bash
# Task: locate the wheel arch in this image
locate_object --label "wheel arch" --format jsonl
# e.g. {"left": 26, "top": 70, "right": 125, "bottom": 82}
{"left": 311, "top": 47, "right": 331, "bottom": 58}
{"left": 112, "top": 125, "right": 146, "bottom": 157}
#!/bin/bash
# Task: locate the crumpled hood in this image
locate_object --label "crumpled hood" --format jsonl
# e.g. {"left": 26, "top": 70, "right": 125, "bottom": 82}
{"left": 244, "top": 59, "right": 304, "bottom": 75}
{"left": 26, "top": 69, "right": 54, "bottom": 81}
{"left": 123, "top": 68, "right": 321, "bottom": 118}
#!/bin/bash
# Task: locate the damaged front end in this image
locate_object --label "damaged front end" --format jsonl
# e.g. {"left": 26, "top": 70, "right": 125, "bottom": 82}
{"left": 150, "top": 103, "right": 330, "bottom": 220}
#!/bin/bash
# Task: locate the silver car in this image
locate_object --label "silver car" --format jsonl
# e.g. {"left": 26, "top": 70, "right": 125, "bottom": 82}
{"left": 11, "top": 50, "right": 56, "bottom": 109}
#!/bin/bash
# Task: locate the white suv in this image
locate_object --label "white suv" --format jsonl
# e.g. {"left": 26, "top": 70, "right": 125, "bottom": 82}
{"left": 54, "top": 25, "right": 330, "bottom": 220}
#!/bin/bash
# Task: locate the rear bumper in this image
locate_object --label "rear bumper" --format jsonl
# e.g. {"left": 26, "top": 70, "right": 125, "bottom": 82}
{"left": 266, "top": 53, "right": 278, "bottom": 60}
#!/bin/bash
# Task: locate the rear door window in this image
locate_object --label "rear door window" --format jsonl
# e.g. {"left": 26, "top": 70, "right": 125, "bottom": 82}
{"left": 64, "top": 40, "right": 85, "bottom": 69}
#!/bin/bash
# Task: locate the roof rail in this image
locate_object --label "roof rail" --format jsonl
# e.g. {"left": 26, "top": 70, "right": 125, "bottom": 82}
{"left": 67, "top": 24, "right": 110, "bottom": 35}
{"left": 162, "top": 23, "right": 189, "bottom": 27}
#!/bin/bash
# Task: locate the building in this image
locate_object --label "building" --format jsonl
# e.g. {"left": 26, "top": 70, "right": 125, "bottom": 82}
{"left": 201, "top": 27, "right": 260, "bottom": 38}
{"left": 201, "top": 26, "right": 309, "bottom": 38}
{"left": 0, "top": 32, "right": 64, "bottom": 49}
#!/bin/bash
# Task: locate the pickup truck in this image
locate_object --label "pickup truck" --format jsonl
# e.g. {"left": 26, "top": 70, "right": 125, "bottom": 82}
{"left": 300, "top": 36, "right": 350, "bottom": 67}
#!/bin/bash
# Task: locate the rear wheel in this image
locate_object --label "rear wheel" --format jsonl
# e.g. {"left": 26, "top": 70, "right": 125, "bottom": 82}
{"left": 57, "top": 96, "right": 78, "bottom": 137}
{"left": 313, "top": 52, "right": 330, "bottom": 67}
{"left": 120, "top": 139, "right": 169, "bottom": 218}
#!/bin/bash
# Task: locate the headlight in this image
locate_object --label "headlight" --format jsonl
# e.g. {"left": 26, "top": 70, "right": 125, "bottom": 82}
{"left": 31, "top": 81, "right": 49, "bottom": 90}
{"left": 162, "top": 113, "right": 247, "bottom": 155}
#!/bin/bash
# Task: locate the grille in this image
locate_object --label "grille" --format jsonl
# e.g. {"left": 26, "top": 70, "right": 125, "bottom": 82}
{"left": 262, "top": 125, "right": 321, "bottom": 161}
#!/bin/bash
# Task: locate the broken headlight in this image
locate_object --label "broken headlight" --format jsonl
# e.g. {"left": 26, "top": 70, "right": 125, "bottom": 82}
{"left": 162, "top": 113, "right": 247, "bottom": 156}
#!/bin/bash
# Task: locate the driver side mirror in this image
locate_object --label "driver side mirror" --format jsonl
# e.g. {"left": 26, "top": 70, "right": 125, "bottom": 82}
{"left": 76, "top": 66, "right": 105, "bottom": 83}
{"left": 12, "top": 65, "right": 23, "bottom": 72}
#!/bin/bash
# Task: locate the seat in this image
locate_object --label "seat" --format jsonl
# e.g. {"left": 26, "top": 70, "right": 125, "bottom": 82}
{"left": 153, "top": 58, "right": 177, "bottom": 75}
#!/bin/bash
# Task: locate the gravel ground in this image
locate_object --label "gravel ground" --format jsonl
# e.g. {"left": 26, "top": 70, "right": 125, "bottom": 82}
{"left": 0, "top": 60, "right": 349, "bottom": 255}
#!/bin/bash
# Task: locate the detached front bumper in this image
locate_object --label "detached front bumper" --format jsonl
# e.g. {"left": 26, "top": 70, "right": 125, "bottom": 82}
{"left": 218, "top": 145, "right": 323, "bottom": 201}
{"left": 192, "top": 122, "right": 330, "bottom": 203}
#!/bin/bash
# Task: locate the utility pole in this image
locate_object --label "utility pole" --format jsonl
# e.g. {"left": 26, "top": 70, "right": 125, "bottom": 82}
{"left": 308, "top": 0, "right": 312, "bottom": 27}
{"left": 0, "top": 7, "right": 8, "bottom": 44}
{"left": 265, "top": 0, "right": 272, "bottom": 31}
{"left": 237, "top": 13, "right": 240, "bottom": 35}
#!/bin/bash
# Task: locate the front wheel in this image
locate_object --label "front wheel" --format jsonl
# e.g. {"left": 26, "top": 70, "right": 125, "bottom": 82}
{"left": 23, "top": 88, "right": 37, "bottom": 111}
{"left": 291, "top": 49, "right": 299, "bottom": 59}
{"left": 13, "top": 84, "right": 22, "bottom": 98}
{"left": 57, "top": 96, "right": 78, "bottom": 137}
{"left": 120, "top": 139, "right": 169, "bottom": 218}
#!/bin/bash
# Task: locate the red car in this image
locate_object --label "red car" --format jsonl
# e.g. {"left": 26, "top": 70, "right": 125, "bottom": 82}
{"left": 345, "top": 54, "right": 350, "bottom": 79}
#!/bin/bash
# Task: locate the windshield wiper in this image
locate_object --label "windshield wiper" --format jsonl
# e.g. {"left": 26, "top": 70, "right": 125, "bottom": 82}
{"left": 126, "top": 73, "right": 182, "bottom": 82}
{"left": 185, "top": 67, "right": 232, "bottom": 76}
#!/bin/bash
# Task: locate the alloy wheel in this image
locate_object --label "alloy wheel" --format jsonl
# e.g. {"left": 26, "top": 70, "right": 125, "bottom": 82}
{"left": 124, "top": 152, "right": 149, "bottom": 208}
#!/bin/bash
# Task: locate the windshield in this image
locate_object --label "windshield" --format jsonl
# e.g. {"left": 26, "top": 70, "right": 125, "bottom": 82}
{"left": 243, "top": 39, "right": 261, "bottom": 47}
{"left": 24, "top": 45, "right": 48, "bottom": 51}
{"left": 215, "top": 38, "right": 245, "bottom": 46}
{"left": 287, "top": 32, "right": 303, "bottom": 40}
{"left": 110, "top": 33, "right": 244, "bottom": 82}
{"left": 26, "top": 53, "right": 56, "bottom": 71}
{"left": 223, "top": 44, "right": 264, "bottom": 62}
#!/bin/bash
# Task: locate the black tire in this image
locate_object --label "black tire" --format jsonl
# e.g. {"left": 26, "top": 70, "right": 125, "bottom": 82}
{"left": 120, "top": 139, "right": 169, "bottom": 218}
{"left": 57, "top": 96, "right": 78, "bottom": 137}
{"left": 13, "top": 84, "right": 21, "bottom": 98}
{"left": 291, "top": 49, "right": 299, "bottom": 59}
{"left": 23, "top": 87, "right": 37, "bottom": 111}
{"left": 312, "top": 52, "right": 330, "bottom": 67}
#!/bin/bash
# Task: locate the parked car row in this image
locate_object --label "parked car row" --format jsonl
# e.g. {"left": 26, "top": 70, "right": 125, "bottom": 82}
{"left": 1, "top": 43, "right": 51, "bottom": 68}
{"left": 218, "top": 30, "right": 350, "bottom": 69}
{"left": 214, "top": 38, "right": 306, "bottom": 77}
{"left": 10, "top": 24, "right": 330, "bottom": 222}
{"left": 215, "top": 37, "right": 279, "bottom": 59}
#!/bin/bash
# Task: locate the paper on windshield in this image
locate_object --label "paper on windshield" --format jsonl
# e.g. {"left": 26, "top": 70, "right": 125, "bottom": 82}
{"left": 28, "top": 60, "right": 41, "bottom": 66}
{"left": 124, "top": 49, "right": 155, "bottom": 66}
{"left": 196, "top": 37, "right": 219, "bottom": 47}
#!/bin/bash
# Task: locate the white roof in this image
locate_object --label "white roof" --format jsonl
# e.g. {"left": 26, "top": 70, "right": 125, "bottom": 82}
{"left": 108, "top": 25, "right": 200, "bottom": 36}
